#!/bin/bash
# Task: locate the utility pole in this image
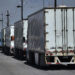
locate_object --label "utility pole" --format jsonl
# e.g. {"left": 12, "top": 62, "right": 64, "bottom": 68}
{"left": 0, "top": 13, "right": 3, "bottom": 29}
{"left": 54, "top": 0, "right": 57, "bottom": 8}
{"left": 17, "top": 0, "right": 23, "bottom": 20}
{"left": 6, "top": 10, "right": 10, "bottom": 26}
{"left": 43, "top": 0, "right": 44, "bottom": 8}
{"left": 62, "top": 0, "right": 63, "bottom": 5}
{"left": 21, "top": 0, "right": 23, "bottom": 20}
{"left": 2, "top": 14, "right": 3, "bottom": 29}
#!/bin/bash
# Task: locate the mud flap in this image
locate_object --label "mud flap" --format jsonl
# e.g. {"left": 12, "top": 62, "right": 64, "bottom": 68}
{"left": 34, "top": 53, "right": 39, "bottom": 65}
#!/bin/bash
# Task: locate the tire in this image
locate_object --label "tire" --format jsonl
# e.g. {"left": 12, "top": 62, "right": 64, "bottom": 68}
{"left": 19, "top": 50, "right": 24, "bottom": 59}
{"left": 28, "top": 51, "right": 35, "bottom": 64}
{"left": 39, "top": 54, "right": 46, "bottom": 67}
{"left": 26, "top": 50, "right": 29, "bottom": 62}
{"left": 14, "top": 49, "right": 19, "bottom": 58}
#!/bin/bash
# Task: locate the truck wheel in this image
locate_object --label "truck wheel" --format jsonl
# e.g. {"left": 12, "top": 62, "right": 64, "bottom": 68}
{"left": 8, "top": 49, "right": 11, "bottom": 56}
{"left": 4, "top": 47, "right": 7, "bottom": 54}
{"left": 26, "top": 51, "right": 29, "bottom": 62}
{"left": 14, "top": 49, "right": 17, "bottom": 57}
{"left": 34, "top": 53, "right": 39, "bottom": 65}
{"left": 28, "top": 51, "right": 35, "bottom": 64}
{"left": 19, "top": 50, "right": 24, "bottom": 59}
{"left": 14, "top": 49, "right": 19, "bottom": 58}
{"left": 39, "top": 54, "right": 46, "bottom": 67}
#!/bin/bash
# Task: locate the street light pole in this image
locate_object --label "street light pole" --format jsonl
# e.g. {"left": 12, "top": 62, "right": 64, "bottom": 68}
{"left": 43, "top": 0, "right": 44, "bottom": 8}
{"left": 6, "top": 10, "right": 10, "bottom": 27}
{"left": 62, "top": 0, "right": 63, "bottom": 5}
{"left": 2, "top": 14, "right": 3, "bottom": 29}
{"left": 54, "top": 0, "right": 57, "bottom": 8}
{"left": 21, "top": 0, "right": 23, "bottom": 20}
{"left": 0, "top": 13, "right": 3, "bottom": 29}
{"left": 17, "top": 0, "right": 23, "bottom": 20}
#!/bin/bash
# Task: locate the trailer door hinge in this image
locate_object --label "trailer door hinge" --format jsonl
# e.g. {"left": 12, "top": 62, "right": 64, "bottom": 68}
{"left": 45, "top": 24, "right": 48, "bottom": 26}
{"left": 44, "top": 32, "right": 49, "bottom": 34}
{"left": 44, "top": 11, "right": 48, "bottom": 13}
{"left": 45, "top": 40, "right": 49, "bottom": 42}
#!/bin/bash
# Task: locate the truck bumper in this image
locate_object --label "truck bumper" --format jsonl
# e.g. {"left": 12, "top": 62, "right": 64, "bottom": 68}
{"left": 45, "top": 56, "right": 75, "bottom": 65}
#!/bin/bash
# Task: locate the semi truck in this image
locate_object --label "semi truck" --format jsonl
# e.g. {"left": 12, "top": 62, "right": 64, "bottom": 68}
{"left": 5, "top": 25, "right": 14, "bottom": 55}
{"left": 14, "top": 19, "right": 28, "bottom": 58}
{"left": 1, "top": 28, "right": 6, "bottom": 52}
{"left": 27, "top": 7, "right": 75, "bottom": 66}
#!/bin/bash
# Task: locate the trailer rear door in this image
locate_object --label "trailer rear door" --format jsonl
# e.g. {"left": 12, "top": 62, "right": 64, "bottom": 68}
{"left": 45, "top": 8, "right": 75, "bottom": 55}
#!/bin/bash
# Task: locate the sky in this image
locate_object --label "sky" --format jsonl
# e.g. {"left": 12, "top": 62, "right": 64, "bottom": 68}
{"left": 0, "top": 0, "right": 75, "bottom": 31}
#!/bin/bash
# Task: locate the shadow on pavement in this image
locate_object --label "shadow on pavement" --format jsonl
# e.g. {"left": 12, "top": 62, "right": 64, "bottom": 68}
{"left": 24, "top": 62, "right": 75, "bottom": 71}
{"left": 1, "top": 50, "right": 75, "bottom": 70}
{"left": 12, "top": 56, "right": 26, "bottom": 61}
{"left": 0, "top": 50, "right": 26, "bottom": 61}
{"left": 0, "top": 50, "right": 3, "bottom": 53}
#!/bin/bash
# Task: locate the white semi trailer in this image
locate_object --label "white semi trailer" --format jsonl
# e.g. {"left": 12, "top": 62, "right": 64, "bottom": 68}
{"left": 5, "top": 25, "right": 14, "bottom": 55}
{"left": 27, "top": 7, "right": 75, "bottom": 66}
{"left": 14, "top": 19, "right": 28, "bottom": 58}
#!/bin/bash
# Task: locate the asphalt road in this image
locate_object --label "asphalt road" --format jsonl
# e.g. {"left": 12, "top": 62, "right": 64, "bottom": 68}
{"left": 0, "top": 50, "right": 75, "bottom": 75}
